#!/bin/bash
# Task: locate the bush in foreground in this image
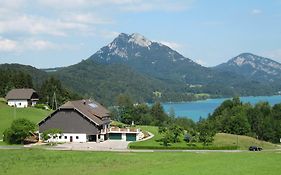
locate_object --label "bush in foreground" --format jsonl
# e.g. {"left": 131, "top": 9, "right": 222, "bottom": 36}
{"left": 3, "top": 118, "right": 36, "bottom": 144}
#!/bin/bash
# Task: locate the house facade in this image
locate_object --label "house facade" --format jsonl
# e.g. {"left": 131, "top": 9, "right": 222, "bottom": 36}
{"left": 39, "top": 99, "right": 111, "bottom": 143}
{"left": 5, "top": 88, "right": 39, "bottom": 108}
{"left": 38, "top": 99, "right": 143, "bottom": 143}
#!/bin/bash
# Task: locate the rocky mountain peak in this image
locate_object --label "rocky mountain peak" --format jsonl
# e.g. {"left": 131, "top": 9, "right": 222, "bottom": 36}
{"left": 128, "top": 33, "right": 152, "bottom": 47}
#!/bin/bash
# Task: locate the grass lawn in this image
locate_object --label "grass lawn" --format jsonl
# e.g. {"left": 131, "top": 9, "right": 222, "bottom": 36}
{"left": 130, "top": 126, "right": 279, "bottom": 150}
{"left": 214, "top": 133, "right": 278, "bottom": 150}
{"left": 0, "top": 149, "right": 280, "bottom": 175}
{"left": 0, "top": 102, "right": 51, "bottom": 140}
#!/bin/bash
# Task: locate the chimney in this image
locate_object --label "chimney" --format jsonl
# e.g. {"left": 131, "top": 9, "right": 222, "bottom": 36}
{"left": 83, "top": 100, "right": 86, "bottom": 105}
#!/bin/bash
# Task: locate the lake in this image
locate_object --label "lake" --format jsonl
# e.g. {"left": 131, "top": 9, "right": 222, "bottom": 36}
{"left": 163, "top": 95, "right": 281, "bottom": 121}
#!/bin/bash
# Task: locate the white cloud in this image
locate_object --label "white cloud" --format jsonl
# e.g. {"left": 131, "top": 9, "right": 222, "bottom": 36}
{"left": 99, "top": 30, "right": 120, "bottom": 39}
{"left": 159, "top": 41, "right": 183, "bottom": 50}
{"left": 37, "top": 0, "right": 193, "bottom": 12}
{"left": 61, "top": 12, "right": 113, "bottom": 25}
{"left": 0, "top": 37, "right": 62, "bottom": 52}
{"left": 0, "top": 15, "right": 90, "bottom": 36}
{"left": 195, "top": 59, "right": 207, "bottom": 66}
{"left": 0, "top": 37, "right": 18, "bottom": 52}
{"left": 262, "top": 49, "right": 281, "bottom": 63}
{"left": 251, "top": 9, "right": 262, "bottom": 15}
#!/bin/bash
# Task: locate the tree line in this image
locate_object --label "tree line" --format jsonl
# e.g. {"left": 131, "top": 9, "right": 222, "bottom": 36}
{"left": 0, "top": 69, "right": 33, "bottom": 97}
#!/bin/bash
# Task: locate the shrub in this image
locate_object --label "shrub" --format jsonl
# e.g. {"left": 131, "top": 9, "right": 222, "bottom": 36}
{"left": 34, "top": 104, "right": 50, "bottom": 110}
{"left": 3, "top": 118, "right": 36, "bottom": 144}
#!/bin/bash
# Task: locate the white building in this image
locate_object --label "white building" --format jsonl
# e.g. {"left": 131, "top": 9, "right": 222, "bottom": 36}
{"left": 5, "top": 88, "right": 39, "bottom": 108}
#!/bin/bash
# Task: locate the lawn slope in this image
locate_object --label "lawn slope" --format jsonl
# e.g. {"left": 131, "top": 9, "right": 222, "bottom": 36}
{"left": 0, "top": 101, "right": 51, "bottom": 139}
{"left": 214, "top": 133, "right": 278, "bottom": 150}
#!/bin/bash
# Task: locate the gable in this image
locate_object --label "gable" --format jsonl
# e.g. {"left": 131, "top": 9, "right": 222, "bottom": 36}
{"left": 39, "top": 109, "right": 100, "bottom": 135}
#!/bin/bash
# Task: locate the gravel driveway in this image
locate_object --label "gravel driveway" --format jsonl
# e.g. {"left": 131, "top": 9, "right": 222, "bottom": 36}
{"left": 51, "top": 140, "right": 130, "bottom": 151}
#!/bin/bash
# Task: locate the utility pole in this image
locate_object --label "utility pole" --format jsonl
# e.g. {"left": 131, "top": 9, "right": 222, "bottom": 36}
{"left": 52, "top": 92, "right": 58, "bottom": 110}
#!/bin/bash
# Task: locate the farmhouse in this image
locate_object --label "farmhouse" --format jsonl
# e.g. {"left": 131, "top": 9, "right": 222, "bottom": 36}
{"left": 5, "top": 88, "right": 39, "bottom": 108}
{"left": 38, "top": 99, "right": 142, "bottom": 143}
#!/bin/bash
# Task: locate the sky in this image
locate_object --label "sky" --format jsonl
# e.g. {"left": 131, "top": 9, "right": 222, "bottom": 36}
{"left": 0, "top": 0, "right": 281, "bottom": 68}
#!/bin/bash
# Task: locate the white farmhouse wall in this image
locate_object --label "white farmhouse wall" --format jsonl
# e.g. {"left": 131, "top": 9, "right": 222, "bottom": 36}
{"left": 8, "top": 100, "right": 28, "bottom": 108}
{"left": 121, "top": 133, "right": 126, "bottom": 141}
{"left": 40, "top": 133, "right": 87, "bottom": 143}
{"left": 31, "top": 101, "right": 37, "bottom": 106}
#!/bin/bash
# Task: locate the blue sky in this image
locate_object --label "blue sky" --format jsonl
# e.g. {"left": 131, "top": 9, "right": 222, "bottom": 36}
{"left": 0, "top": 0, "right": 281, "bottom": 68}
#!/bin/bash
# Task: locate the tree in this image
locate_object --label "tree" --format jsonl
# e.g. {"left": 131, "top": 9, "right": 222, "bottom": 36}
{"left": 39, "top": 76, "right": 80, "bottom": 109}
{"left": 169, "top": 125, "right": 184, "bottom": 143}
{"left": 158, "top": 127, "right": 171, "bottom": 146}
{"left": 3, "top": 119, "right": 36, "bottom": 144}
{"left": 151, "top": 102, "right": 168, "bottom": 126}
{"left": 158, "top": 125, "right": 184, "bottom": 146}
{"left": 115, "top": 94, "right": 134, "bottom": 124}
{"left": 197, "top": 119, "right": 215, "bottom": 145}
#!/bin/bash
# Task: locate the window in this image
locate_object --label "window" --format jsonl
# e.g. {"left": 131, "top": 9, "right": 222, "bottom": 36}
{"left": 76, "top": 136, "right": 79, "bottom": 139}
{"left": 59, "top": 136, "right": 62, "bottom": 139}
{"left": 64, "top": 136, "right": 67, "bottom": 139}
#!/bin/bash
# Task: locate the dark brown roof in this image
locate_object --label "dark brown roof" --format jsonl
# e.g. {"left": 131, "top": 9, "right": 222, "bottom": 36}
{"left": 5, "top": 88, "right": 38, "bottom": 100}
{"left": 59, "top": 99, "right": 110, "bottom": 125}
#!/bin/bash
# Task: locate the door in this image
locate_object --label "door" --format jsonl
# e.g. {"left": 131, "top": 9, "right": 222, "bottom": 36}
{"left": 70, "top": 136, "right": 73, "bottom": 142}
{"left": 126, "top": 133, "right": 136, "bottom": 141}
{"left": 109, "top": 133, "right": 122, "bottom": 140}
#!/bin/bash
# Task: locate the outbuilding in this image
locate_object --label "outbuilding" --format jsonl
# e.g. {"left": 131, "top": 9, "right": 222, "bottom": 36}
{"left": 5, "top": 88, "right": 39, "bottom": 108}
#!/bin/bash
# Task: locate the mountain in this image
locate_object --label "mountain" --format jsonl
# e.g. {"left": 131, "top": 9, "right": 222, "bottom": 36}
{"left": 89, "top": 33, "right": 222, "bottom": 85}
{"left": 88, "top": 33, "right": 275, "bottom": 97}
{"left": 215, "top": 53, "right": 281, "bottom": 82}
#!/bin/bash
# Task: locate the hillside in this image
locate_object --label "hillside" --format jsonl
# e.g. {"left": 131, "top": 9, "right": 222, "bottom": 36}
{"left": 54, "top": 59, "right": 192, "bottom": 105}
{"left": 0, "top": 63, "right": 48, "bottom": 88}
{"left": 213, "top": 133, "right": 278, "bottom": 150}
{"left": 0, "top": 101, "right": 51, "bottom": 140}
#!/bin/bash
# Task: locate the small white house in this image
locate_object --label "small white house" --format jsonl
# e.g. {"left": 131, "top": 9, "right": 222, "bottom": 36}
{"left": 5, "top": 88, "right": 39, "bottom": 108}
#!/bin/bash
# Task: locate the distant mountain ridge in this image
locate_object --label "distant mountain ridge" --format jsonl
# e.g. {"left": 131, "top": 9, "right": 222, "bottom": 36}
{"left": 215, "top": 53, "right": 281, "bottom": 82}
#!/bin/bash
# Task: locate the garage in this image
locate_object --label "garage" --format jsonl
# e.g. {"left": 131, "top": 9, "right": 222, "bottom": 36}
{"left": 109, "top": 133, "right": 122, "bottom": 140}
{"left": 126, "top": 133, "right": 136, "bottom": 141}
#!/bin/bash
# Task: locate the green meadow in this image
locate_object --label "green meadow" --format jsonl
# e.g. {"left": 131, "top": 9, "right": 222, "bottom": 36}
{"left": 129, "top": 126, "right": 279, "bottom": 150}
{"left": 0, "top": 149, "right": 281, "bottom": 175}
{"left": 0, "top": 101, "right": 51, "bottom": 140}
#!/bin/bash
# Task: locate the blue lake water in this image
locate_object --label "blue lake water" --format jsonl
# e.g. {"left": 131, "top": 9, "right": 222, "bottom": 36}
{"left": 163, "top": 95, "right": 281, "bottom": 121}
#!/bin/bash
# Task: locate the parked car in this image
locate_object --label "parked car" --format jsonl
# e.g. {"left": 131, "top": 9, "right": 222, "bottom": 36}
{"left": 248, "top": 146, "right": 262, "bottom": 151}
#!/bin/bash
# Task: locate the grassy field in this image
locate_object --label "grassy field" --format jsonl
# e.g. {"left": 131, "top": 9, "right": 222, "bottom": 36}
{"left": 214, "top": 133, "right": 278, "bottom": 150}
{"left": 0, "top": 101, "right": 51, "bottom": 139}
{"left": 0, "top": 149, "right": 280, "bottom": 175}
{"left": 130, "top": 126, "right": 279, "bottom": 150}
